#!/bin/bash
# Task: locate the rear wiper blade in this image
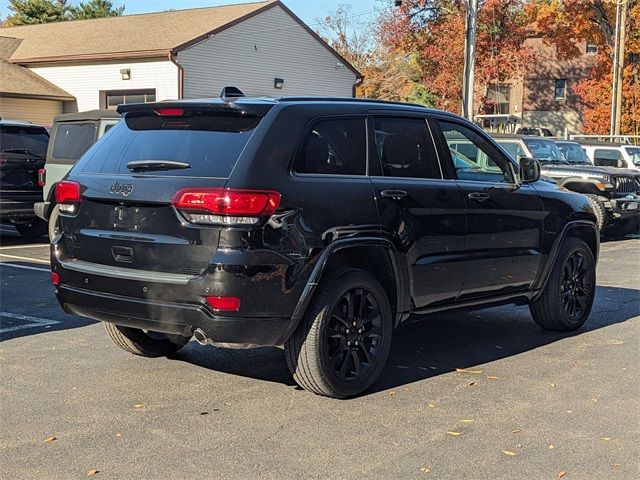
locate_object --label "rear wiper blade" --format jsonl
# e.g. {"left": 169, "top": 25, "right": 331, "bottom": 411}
{"left": 127, "top": 160, "right": 190, "bottom": 171}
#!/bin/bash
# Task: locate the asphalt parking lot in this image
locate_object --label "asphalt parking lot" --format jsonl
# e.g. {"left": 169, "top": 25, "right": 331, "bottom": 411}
{"left": 1, "top": 225, "right": 638, "bottom": 480}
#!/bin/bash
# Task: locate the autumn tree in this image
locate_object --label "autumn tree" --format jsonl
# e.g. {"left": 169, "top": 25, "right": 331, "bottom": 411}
{"left": 377, "top": 0, "right": 533, "bottom": 114}
{"left": 527, "top": 0, "right": 640, "bottom": 135}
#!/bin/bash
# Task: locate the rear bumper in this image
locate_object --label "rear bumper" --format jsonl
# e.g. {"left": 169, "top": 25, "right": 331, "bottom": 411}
{"left": 34, "top": 201, "right": 50, "bottom": 221}
{"left": 57, "top": 284, "right": 292, "bottom": 346}
{"left": 0, "top": 199, "right": 38, "bottom": 219}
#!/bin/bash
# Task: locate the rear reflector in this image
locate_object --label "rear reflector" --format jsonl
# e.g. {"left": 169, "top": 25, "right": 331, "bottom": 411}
{"left": 51, "top": 272, "right": 60, "bottom": 286}
{"left": 37, "top": 168, "right": 46, "bottom": 187}
{"left": 206, "top": 296, "right": 241, "bottom": 312}
{"left": 55, "top": 180, "right": 81, "bottom": 214}
{"left": 173, "top": 188, "right": 280, "bottom": 225}
{"left": 155, "top": 108, "right": 185, "bottom": 117}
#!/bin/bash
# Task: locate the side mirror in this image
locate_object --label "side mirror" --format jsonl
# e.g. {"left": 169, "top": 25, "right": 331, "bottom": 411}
{"left": 519, "top": 157, "right": 541, "bottom": 183}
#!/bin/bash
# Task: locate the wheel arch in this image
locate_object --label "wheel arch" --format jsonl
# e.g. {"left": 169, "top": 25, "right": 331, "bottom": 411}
{"left": 556, "top": 177, "right": 607, "bottom": 196}
{"left": 283, "top": 238, "right": 405, "bottom": 343}
{"left": 533, "top": 220, "right": 599, "bottom": 296}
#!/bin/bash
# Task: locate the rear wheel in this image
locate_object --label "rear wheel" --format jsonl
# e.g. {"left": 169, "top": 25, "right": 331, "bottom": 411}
{"left": 104, "top": 323, "right": 190, "bottom": 357}
{"left": 15, "top": 218, "right": 47, "bottom": 238}
{"left": 530, "top": 238, "right": 595, "bottom": 331}
{"left": 285, "top": 269, "right": 393, "bottom": 398}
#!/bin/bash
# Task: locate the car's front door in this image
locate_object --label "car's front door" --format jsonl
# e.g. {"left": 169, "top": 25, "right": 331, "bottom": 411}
{"left": 431, "top": 117, "right": 546, "bottom": 301}
{"left": 369, "top": 115, "right": 467, "bottom": 310}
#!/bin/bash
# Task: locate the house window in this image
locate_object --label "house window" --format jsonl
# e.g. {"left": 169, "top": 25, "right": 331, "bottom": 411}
{"left": 489, "top": 85, "right": 511, "bottom": 114}
{"left": 554, "top": 79, "right": 567, "bottom": 100}
{"left": 101, "top": 89, "right": 156, "bottom": 110}
{"left": 586, "top": 43, "right": 598, "bottom": 55}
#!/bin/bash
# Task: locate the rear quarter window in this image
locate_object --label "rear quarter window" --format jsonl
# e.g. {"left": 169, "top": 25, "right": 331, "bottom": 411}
{"left": 75, "top": 111, "right": 261, "bottom": 178}
{"left": 52, "top": 123, "right": 97, "bottom": 162}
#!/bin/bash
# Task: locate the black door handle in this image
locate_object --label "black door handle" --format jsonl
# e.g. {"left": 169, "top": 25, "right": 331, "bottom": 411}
{"left": 468, "top": 192, "right": 490, "bottom": 202}
{"left": 380, "top": 189, "right": 408, "bottom": 200}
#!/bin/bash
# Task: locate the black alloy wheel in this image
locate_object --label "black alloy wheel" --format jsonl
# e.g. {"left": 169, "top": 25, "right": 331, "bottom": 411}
{"left": 560, "top": 251, "right": 593, "bottom": 321}
{"left": 325, "top": 288, "right": 383, "bottom": 381}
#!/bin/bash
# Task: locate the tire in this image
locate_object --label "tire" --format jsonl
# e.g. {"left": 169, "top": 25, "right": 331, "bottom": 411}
{"left": 15, "top": 218, "right": 47, "bottom": 238}
{"left": 584, "top": 194, "right": 606, "bottom": 232}
{"left": 284, "top": 269, "right": 393, "bottom": 398}
{"left": 48, "top": 204, "right": 60, "bottom": 240}
{"left": 104, "top": 323, "right": 190, "bottom": 357}
{"left": 530, "top": 237, "right": 596, "bottom": 331}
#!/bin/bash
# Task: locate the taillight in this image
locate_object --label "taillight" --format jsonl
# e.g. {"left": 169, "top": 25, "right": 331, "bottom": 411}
{"left": 173, "top": 188, "right": 281, "bottom": 225}
{"left": 55, "top": 180, "right": 81, "bottom": 214}
{"left": 206, "top": 296, "right": 241, "bottom": 312}
{"left": 37, "top": 168, "right": 46, "bottom": 187}
{"left": 51, "top": 272, "right": 60, "bottom": 286}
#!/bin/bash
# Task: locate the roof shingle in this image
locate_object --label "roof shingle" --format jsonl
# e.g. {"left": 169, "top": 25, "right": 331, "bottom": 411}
{"left": 0, "top": 58, "right": 74, "bottom": 99}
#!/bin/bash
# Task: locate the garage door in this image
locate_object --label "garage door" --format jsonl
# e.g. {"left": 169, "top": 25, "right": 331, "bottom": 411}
{"left": 0, "top": 97, "right": 64, "bottom": 126}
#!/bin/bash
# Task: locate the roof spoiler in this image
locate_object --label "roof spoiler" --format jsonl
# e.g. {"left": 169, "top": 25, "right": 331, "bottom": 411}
{"left": 220, "top": 86, "right": 245, "bottom": 100}
{"left": 116, "top": 101, "right": 266, "bottom": 118}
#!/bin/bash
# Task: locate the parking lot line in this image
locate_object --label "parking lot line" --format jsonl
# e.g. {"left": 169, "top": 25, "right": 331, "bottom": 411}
{"left": 0, "top": 263, "right": 50, "bottom": 273}
{"left": 0, "top": 312, "right": 60, "bottom": 335}
{"left": 0, "top": 253, "right": 50, "bottom": 264}
{"left": 0, "top": 244, "right": 49, "bottom": 250}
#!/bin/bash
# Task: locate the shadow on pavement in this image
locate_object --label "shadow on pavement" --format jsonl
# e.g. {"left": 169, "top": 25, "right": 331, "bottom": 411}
{"left": 170, "top": 285, "right": 639, "bottom": 394}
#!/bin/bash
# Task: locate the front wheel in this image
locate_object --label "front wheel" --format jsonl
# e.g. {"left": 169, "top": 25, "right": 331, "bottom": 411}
{"left": 530, "top": 237, "right": 596, "bottom": 331}
{"left": 104, "top": 323, "right": 190, "bottom": 357}
{"left": 285, "top": 269, "right": 393, "bottom": 398}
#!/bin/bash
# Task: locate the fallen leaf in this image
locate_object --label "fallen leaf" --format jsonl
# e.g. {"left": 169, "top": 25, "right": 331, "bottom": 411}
{"left": 43, "top": 436, "right": 57, "bottom": 443}
{"left": 116, "top": 433, "right": 122, "bottom": 437}
{"left": 468, "top": 381, "right": 477, "bottom": 386}
{"left": 558, "top": 471, "right": 567, "bottom": 478}
{"left": 456, "top": 368, "right": 483, "bottom": 374}
{"left": 389, "top": 391, "right": 396, "bottom": 396}
{"left": 87, "top": 469, "right": 99, "bottom": 477}
{"left": 592, "top": 398, "right": 598, "bottom": 403}
{"left": 613, "top": 463, "right": 621, "bottom": 468}
{"left": 420, "top": 466, "right": 431, "bottom": 474}
{"left": 133, "top": 404, "right": 145, "bottom": 409}
{"left": 427, "top": 403, "right": 436, "bottom": 408}
{"left": 501, "top": 450, "right": 517, "bottom": 456}
{"left": 602, "top": 437, "right": 612, "bottom": 441}
{"left": 446, "top": 431, "right": 462, "bottom": 436}
{"left": 512, "top": 429, "right": 522, "bottom": 433}
{"left": 487, "top": 376, "right": 499, "bottom": 380}
{"left": 549, "top": 444, "right": 555, "bottom": 449}
{"left": 459, "top": 419, "right": 474, "bottom": 423}
{"left": 200, "top": 412, "right": 209, "bottom": 415}
{"left": 403, "top": 387, "right": 412, "bottom": 391}
{"left": 515, "top": 444, "right": 522, "bottom": 448}
{"left": 550, "top": 383, "right": 556, "bottom": 388}
{"left": 224, "top": 402, "right": 232, "bottom": 406}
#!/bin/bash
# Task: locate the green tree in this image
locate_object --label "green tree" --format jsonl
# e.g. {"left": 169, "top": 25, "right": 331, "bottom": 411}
{"left": 4, "top": 0, "right": 124, "bottom": 26}
{"left": 5, "top": 0, "right": 69, "bottom": 26}
{"left": 70, "top": 0, "right": 124, "bottom": 20}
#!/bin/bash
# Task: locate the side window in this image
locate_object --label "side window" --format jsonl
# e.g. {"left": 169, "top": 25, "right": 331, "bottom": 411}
{"left": 593, "top": 149, "right": 623, "bottom": 168}
{"left": 437, "top": 120, "right": 514, "bottom": 183}
{"left": 496, "top": 141, "right": 526, "bottom": 161}
{"left": 294, "top": 118, "right": 366, "bottom": 175}
{"left": 374, "top": 117, "right": 440, "bottom": 179}
{"left": 52, "top": 123, "right": 97, "bottom": 161}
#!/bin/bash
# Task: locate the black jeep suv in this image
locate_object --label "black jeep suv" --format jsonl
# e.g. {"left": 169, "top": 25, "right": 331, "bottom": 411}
{"left": 51, "top": 96, "right": 599, "bottom": 398}
{"left": 0, "top": 120, "right": 49, "bottom": 237}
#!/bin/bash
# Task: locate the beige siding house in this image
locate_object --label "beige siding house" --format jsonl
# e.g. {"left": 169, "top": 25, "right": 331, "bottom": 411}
{"left": 0, "top": 0, "right": 360, "bottom": 125}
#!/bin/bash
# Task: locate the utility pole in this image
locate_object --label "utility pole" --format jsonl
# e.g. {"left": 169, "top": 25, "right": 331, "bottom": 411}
{"left": 462, "top": 0, "right": 478, "bottom": 120}
{"left": 610, "top": 0, "right": 627, "bottom": 138}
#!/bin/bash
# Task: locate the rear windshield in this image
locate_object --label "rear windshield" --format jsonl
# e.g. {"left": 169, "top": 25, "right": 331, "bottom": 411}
{"left": 0, "top": 125, "right": 49, "bottom": 158}
{"left": 75, "top": 111, "right": 261, "bottom": 178}
{"left": 52, "top": 123, "right": 97, "bottom": 160}
{"left": 557, "top": 142, "right": 590, "bottom": 164}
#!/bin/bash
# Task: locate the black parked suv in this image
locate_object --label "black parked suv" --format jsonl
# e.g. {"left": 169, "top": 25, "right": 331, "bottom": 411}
{"left": 51, "top": 96, "right": 599, "bottom": 398}
{"left": 0, "top": 120, "right": 49, "bottom": 237}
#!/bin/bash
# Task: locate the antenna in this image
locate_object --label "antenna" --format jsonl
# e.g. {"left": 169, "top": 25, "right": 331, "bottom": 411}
{"left": 220, "top": 86, "right": 245, "bottom": 100}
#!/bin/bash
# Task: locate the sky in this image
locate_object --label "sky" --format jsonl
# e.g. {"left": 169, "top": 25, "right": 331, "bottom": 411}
{"left": 0, "top": 0, "right": 382, "bottom": 26}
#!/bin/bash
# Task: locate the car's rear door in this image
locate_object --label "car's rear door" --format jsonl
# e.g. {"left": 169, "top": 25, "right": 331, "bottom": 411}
{"left": 369, "top": 114, "right": 467, "bottom": 309}
{"left": 431, "top": 117, "right": 545, "bottom": 300}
